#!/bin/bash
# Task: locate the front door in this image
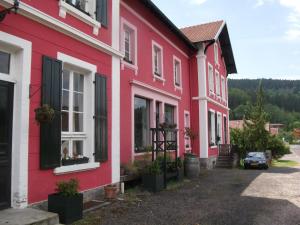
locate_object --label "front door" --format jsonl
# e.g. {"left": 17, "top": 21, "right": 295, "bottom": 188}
{"left": 0, "top": 80, "right": 14, "bottom": 210}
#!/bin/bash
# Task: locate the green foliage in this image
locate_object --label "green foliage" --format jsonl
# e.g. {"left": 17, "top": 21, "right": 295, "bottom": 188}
{"left": 230, "top": 82, "right": 290, "bottom": 159}
{"left": 56, "top": 179, "right": 79, "bottom": 197}
{"left": 145, "top": 160, "right": 162, "bottom": 175}
{"left": 228, "top": 79, "right": 300, "bottom": 132}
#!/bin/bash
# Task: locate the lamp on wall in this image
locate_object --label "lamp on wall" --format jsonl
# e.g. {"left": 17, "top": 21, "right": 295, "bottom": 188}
{"left": 0, "top": 0, "right": 19, "bottom": 22}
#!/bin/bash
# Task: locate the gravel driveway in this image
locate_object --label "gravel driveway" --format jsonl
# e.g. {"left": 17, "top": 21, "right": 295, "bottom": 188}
{"left": 75, "top": 147, "right": 300, "bottom": 225}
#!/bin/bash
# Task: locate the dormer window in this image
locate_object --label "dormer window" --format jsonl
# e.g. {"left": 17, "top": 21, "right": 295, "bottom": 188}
{"left": 214, "top": 42, "right": 219, "bottom": 65}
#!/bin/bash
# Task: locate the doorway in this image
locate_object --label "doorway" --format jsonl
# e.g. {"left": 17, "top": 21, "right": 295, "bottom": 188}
{"left": 0, "top": 80, "right": 14, "bottom": 210}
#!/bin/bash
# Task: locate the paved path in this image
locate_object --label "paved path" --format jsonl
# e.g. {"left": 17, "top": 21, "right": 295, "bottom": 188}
{"left": 76, "top": 149, "right": 300, "bottom": 225}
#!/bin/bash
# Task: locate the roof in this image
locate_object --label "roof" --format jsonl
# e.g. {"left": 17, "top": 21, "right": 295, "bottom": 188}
{"left": 181, "top": 21, "right": 237, "bottom": 74}
{"left": 140, "top": 0, "right": 196, "bottom": 51}
{"left": 181, "top": 21, "right": 224, "bottom": 42}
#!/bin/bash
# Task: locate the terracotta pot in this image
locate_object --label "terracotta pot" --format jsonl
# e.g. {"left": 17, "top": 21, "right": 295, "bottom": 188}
{"left": 104, "top": 185, "right": 118, "bottom": 199}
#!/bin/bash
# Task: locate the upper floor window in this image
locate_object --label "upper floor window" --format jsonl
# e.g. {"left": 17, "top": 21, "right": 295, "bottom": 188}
{"left": 152, "top": 41, "right": 163, "bottom": 78}
{"left": 221, "top": 77, "right": 226, "bottom": 101}
{"left": 0, "top": 51, "right": 10, "bottom": 75}
{"left": 208, "top": 64, "right": 214, "bottom": 94}
{"left": 173, "top": 56, "right": 182, "bottom": 88}
{"left": 66, "top": 0, "right": 90, "bottom": 15}
{"left": 214, "top": 42, "right": 219, "bottom": 65}
{"left": 215, "top": 70, "right": 220, "bottom": 97}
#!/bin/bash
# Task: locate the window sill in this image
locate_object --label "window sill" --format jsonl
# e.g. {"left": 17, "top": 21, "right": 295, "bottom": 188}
{"left": 174, "top": 85, "right": 182, "bottom": 92}
{"left": 54, "top": 162, "right": 100, "bottom": 175}
{"left": 58, "top": 0, "right": 101, "bottom": 36}
{"left": 210, "top": 146, "right": 218, "bottom": 149}
{"left": 153, "top": 75, "right": 165, "bottom": 83}
{"left": 121, "top": 60, "right": 138, "bottom": 75}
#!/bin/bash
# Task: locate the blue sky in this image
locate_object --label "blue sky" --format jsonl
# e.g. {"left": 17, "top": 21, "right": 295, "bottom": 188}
{"left": 152, "top": 0, "right": 300, "bottom": 80}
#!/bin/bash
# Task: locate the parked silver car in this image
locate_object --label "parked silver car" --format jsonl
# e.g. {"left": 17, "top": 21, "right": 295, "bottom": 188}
{"left": 244, "top": 152, "right": 269, "bottom": 169}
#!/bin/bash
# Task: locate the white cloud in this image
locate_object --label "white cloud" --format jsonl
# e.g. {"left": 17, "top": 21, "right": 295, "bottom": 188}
{"left": 254, "top": 0, "right": 300, "bottom": 40}
{"left": 188, "top": 0, "right": 208, "bottom": 5}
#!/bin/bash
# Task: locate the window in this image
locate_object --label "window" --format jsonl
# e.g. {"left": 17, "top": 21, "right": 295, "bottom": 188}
{"left": 224, "top": 116, "right": 227, "bottom": 144}
{"left": 217, "top": 113, "right": 222, "bottom": 144}
{"left": 165, "top": 104, "right": 176, "bottom": 144}
{"left": 215, "top": 70, "right": 220, "bottom": 97}
{"left": 61, "top": 70, "right": 86, "bottom": 160}
{"left": 123, "top": 25, "right": 136, "bottom": 64}
{"left": 208, "top": 110, "right": 216, "bottom": 146}
{"left": 173, "top": 57, "right": 181, "bottom": 88}
{"left": 152, "top": 42, "right": 163, "bottom": 78}
{"left": 124, "top": 30, "right": 131, "bottom": 63}
{"left": 134, "top": 97, "right": 151, "bottom": 152}
{"left": 221, "top": 77, "right": 226, "bottom": 101}
{"left": 214, "top": 42, "right": 219, "bottom": 65}
{"left": 208, "top": 64, "right": 214, "bottom": 93}
{"left": 0, "top": 51, "right": 10, "bottom": 74}
{"left": 184, "top": 112, "right": 191, "bottom": 150}
{"left": 66, "top": 0, "right": 88, "bottom": 14}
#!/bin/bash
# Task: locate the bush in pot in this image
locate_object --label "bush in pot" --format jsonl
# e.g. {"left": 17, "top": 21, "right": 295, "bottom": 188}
{"left": 48, "top": 178, "right": 83, "bottom": 224}
{"left": 142, "top": 160, "right": 164, "bottom": 192}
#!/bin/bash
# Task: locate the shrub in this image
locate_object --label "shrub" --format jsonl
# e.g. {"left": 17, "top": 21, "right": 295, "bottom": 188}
{"left": 56, "top": 179, "right": 79, "bottom": 197}
{"left": 145, "top": 160, "right": 162, "bottom": 175}
{"left": 267, "top": 136, "right": 290, "bottom": 159}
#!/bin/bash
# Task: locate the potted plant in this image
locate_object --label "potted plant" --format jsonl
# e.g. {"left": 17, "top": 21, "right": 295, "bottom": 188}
{"left": 48, "top": 179, "right": 83, "bottom": 224}
{"left": 104, "top": 184, "right": 118, "bottom": 200}
{"left": 35, "top": 104, "right": 55, "bottom": 123}
{"left": 184, "top": 153, "right": 200, "bottom": 179}
{"left": 142, "top": 160, "right": 164, "bottom": 192}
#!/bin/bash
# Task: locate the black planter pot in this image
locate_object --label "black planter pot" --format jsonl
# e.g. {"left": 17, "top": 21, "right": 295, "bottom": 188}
{"left": 48, "top": 193, "right": 83, "bottom": 224}
{"left": 142, "top": 174, "right": 164, "bottom": 192}
{"left": 177, "top": 167, "right": 184, "bottom": 181}
{"left": 62, "top": 157, "right": 89, "bottom": 166}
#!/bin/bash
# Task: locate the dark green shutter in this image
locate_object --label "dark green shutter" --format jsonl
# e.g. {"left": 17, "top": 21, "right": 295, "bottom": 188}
{"left": 95, "top": 74, "right": 108, "bottom": 162}
{"left": 96, "top": 0, "right": 108, "bottom": 27}
{"left": 40, "top": 56, "right": 62, "bottom": 169}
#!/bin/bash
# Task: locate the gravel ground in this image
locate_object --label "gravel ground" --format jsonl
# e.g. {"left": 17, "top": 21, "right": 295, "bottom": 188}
{"left": 74, "top": 147, "right": 300, "bottom": 225}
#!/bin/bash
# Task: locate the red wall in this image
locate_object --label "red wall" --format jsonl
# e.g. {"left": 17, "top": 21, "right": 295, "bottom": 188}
{"left": 0, "top": 3, "right": 113, "bottom": 204}
{"left": 120, "top": 1, "right": 194, "bottom": 164}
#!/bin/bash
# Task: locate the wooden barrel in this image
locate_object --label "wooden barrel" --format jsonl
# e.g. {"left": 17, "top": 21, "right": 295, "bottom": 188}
{"left": 184, "top": 156, "right": 200, "bottom": 179}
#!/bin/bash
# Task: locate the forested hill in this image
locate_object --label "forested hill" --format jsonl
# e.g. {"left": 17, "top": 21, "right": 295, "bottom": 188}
{"left": 228, "top": 79, "right": 300, "bottom": 130}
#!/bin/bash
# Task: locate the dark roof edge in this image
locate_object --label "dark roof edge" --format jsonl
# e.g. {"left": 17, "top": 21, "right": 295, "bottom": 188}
{"left": 140, "top": 0, "right": 197, "bottom": 51}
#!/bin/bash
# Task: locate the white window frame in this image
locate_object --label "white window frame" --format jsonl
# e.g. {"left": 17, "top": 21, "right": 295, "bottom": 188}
{"left": 55, "top": 52, "right": 99, "bottom": 175}
{"left": 221, "top": 76, "right": 226, "bottom": 102}
{"left": 152, "top": 40, "right": 165, "bottom": 83}
{"left": 173, "top": 55, "right": 182, "bottom": 91}
{"left": 209, "top": 109, "right": 216, "bottom": 147}
{"left": 58, "top": 0, "right": 101, "bottom": 36}
{"left": 217, "top": 112, "right": 222, "bottom": 144}
{"left": 184, "top": 111, "right": 191, "bottom": 152}
{"left": 214, "top": 42, "right": 219, "bottom": 65}
{"left": 215, "top": 70, "right": 220, "bottom": 97}
{"left": 208, "top": 63, "right": 214, "bottom": 95}
{"left": 120, "top": 18, "right": 138, "bottom": 75}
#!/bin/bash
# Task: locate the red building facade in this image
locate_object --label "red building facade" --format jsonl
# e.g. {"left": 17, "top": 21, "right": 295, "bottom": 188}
{"left": 0, "top": 0, "right": 236, "bottom": 210}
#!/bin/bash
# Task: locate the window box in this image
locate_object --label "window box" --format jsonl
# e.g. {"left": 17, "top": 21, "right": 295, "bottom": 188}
{"left": 61, "top": 157, "right": 89, "bottom": 166}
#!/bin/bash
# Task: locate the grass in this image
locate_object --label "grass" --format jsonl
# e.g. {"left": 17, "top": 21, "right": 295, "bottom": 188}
{"left": 272, "top": 160, "right": 299, "bottom": 167}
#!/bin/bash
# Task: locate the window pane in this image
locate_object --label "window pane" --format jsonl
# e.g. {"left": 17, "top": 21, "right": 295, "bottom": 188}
{"left": 62, "top": 70, "right": 70, "bottom": 90}
{"left": 0, "top": 51, "right": 10, "bottom": 74}
{"left": 73, "top": 73, "right": 84, "bottom": 92}
{"left": 134, "top": 97, "right": 150, "bottom": 151}
{"left": 61, "top": 140, "right": 70, "bottom": 159}
{"left": 73, "top": 92, "right": 83, "bottom": 112}
{"left": 73, "top": 112, "right": 83, "bottom": 132}
{"left": 165, "top": 104, "right": 175, "bottom": 125}
{"left": 73, "top": 140, "right": 83, "bottom": 157}
{"left": 61, "top": 111, "right": 69, "bottom": 132}
{"left": 62, "top": 90, "right": 69, "bottom": 111}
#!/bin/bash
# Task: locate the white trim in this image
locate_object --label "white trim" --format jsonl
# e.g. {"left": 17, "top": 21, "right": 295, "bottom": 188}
{"left": 130, "top": 79, "right": 181, "bottom": 100}
{"left": 120, "top": 17, "right": 138, "bottom": 75}
{"left": 0, "top": 32, "right": 32, "bottom": 209}
{"left": 152, "top": 40, "right": 164, "bottom": 84}
{"left": 0, "top": 0, "right": 123, "bottom": 58}
{"left": 58, "top": 0, "right": 101, "bottom": 35}
{"left": 192, "top": 96, "right": 230, "bottom": 111}
{"left": 173, "top": 55, "right": 182, "bottom": 93}
{"left": 54, "top": 162, "right": 100, "bottom": 175}
{"left": 214, "top": 21, "right": 226, "bottom": 40}
{"left": 215, "top": 69, "right": 220, "bottom": 97}
{"left": 208, "top": 63, "right": 214, "bottom": 94}
{"left": 111, "top": 0, "right": 121, "bottom": 183}
{"left": 199, "top": 100, "right": 208, "bottom": 158}
{"left": 121, "top": 1, "right": 189, "bottom": 59}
